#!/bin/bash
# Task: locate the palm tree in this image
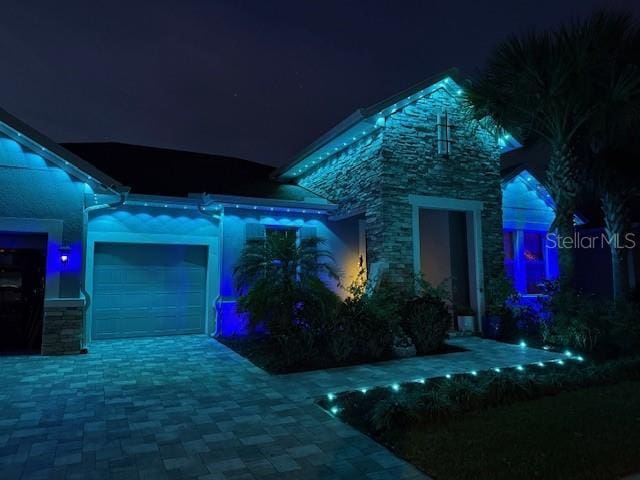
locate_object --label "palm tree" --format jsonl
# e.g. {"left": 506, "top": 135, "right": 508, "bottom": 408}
{"left": 574, "top": 11, "right": 640, "bottom": 301}
{"left": 466, "top": 29, "right": 594, "bottom": 288}
{"left": 233, "top": 232, "right": 340, "bottom": 333}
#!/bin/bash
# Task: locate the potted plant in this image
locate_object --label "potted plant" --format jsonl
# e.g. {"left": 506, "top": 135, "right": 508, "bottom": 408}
{"left": 392, "top": 326, "right": 417, "bottom": 358}
{"left": 456, "top": 306, "right": 476, "bottom": 334}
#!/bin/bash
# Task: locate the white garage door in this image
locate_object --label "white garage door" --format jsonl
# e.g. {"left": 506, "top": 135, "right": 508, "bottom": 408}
{"left": 92, "top": 243, "right": 207, "bottom": 340}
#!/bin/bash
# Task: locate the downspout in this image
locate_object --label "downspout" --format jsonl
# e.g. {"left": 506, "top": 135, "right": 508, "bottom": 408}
{"left": 197, "top": 195, "right": 223, "bottom": 337}
{"left": 80, "top": 187, "right": 130, "bottom": 350}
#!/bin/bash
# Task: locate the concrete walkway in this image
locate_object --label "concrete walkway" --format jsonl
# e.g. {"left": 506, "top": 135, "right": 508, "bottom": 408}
{"left": 0, "top": 335, "right": 563, "bottom": 480}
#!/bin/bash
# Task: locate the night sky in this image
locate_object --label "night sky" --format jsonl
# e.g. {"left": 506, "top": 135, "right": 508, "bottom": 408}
{"left": 2, "top": 0, "right": 640, "bottom": 167}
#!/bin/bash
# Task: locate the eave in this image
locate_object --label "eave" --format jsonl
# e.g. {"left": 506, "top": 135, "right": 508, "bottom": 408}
{"left": 276, "top": 68, "right": 522, "bottom": 181}
{"left": 0, "top": 107, "right": 124, "bottom": 194}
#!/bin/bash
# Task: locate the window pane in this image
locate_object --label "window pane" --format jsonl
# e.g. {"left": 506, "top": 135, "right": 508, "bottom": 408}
{"left": 503, "top": 231, "right": 515, "bottom": 261}
{"left": 266, "top": 228, "right": 297, "bottom": 241}
{"left": 525, "top": 262, "right": 545, "bottom": 294}
{"left": 523, "top": 231, "right": 543, "bottom": 261}
{"left": 523, "top": 231, "right": 545, "bottom": 294}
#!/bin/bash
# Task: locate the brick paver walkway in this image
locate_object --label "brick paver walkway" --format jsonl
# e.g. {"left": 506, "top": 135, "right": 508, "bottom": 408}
{"left": 0, "top": 335, "right": 563, "bottom": 479}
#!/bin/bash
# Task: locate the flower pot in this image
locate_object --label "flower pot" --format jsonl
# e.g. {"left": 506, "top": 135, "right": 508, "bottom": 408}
{"left": 457, "top": 315, "right": 475, "bottom": 333}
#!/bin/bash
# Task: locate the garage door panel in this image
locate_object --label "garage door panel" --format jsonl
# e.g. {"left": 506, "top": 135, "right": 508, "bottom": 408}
{"left": 92, "top": 243, "right": 208, "bottom": 340}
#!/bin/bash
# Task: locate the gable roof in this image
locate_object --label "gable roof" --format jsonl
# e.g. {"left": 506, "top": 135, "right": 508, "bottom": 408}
{"left": 63, "top": 142, "right": 329, "bottom": 204}
{"left": 0, "top": 107, "right": 123, "bottom": 193}
{"left": 501, "top": 166, "right": 587, "bottom": 225}
{"left": 275, "top": 68, "right": 521, "bottom": 180}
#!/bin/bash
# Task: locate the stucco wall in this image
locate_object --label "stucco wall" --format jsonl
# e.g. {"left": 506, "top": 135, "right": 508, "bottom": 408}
{"left": 297, "top": 86, "right": 504, "bottom": 296}
{"left": 0, "top": 134, "right": 86, "bottom": 298}
{"left": 87, "top": 204, "right": 221, "bottom": 338}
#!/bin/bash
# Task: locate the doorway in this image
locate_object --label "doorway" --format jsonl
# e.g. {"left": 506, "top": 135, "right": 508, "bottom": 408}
{"left": 0, "top": 233, "right": 47, "bottom": 354}
{"left": 418, "top": 209, "right": 473, "bottom": 307}
{"left": 411, "top": 195, "right": 484, "bottom": 331}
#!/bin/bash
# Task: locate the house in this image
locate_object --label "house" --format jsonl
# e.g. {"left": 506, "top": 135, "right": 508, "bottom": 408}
{"left": 0, "top": 69, "right": 566, "bottom": 355}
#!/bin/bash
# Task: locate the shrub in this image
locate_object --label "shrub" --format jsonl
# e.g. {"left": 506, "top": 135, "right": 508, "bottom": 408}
{"left": 435, "top": 376, "right": 484, "bottom": 410}
{"left": 371, "top": 389, "right": 451, "bottom": 432}
{"left": 606, "top": 301, "right": 640, "bottom": 355}
{"left": 534, "top": 281, "right": 640, "bottom": 358}
{"left": 483, "top": 273, "right": 518, "bottom": 339}
{"left": 234, "top": 233, "right": 341, "bottom": 368}
{"left": 401, "top": 281, "right": 451, "bottom": 354}
{"left": 343, "top": 356, "right": 640, "bottom": 432}
{"left": 337, "top": 272, "right": 396, "bottom": 360}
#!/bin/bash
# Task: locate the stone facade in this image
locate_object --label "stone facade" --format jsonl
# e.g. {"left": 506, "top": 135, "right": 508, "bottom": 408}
{"left": 297, "top": 86, "right": 504, "bottom": 301}
{"left": 42, "top": 300, "right": 84, "bottom": 355}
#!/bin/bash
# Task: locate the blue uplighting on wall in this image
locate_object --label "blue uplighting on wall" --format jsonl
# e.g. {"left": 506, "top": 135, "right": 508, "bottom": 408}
{"left": 216, "top": 300, "right": 250, "bottom": 336}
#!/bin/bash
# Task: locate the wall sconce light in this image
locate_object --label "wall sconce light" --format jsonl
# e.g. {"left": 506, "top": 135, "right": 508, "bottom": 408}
{"left": 59, "top": 246, "right": 71, "bottom": 264}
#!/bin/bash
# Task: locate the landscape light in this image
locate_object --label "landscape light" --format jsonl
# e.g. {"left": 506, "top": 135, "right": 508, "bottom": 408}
{"left": 493, "top": 368, "right": 501, "bottom": 373}
{"left": 360, "top": 388, "right": 368, "bottom": 394}
{"left": 330, "top": 406, "right": 339, "bottom": 415}
{"left": 564, "top": 350, "right": 572, "bottom": 357}
{"left": 470, "top": 370, "right": 478, "bottom": 376}
{"left": 327, "top": 393, "right": 335, "bottom": 401}
{"left": 391, "top": 383, "right": 400, "bottom": 392}
{"left": 519, "top": 340, "right": 527, "bottom": 348}
{"left": 537, "top": 362, "right": 545, "bottom": 367}
{"left": 445, "top": 374, "right": 452, "bottom": 379}
{"left": 516, "top": 365, "right": 524, "bottom": 371}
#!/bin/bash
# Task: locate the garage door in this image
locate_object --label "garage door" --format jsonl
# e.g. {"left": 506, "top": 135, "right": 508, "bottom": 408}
{"left": 92, "top": 243, "right": 207, "bottom": 340}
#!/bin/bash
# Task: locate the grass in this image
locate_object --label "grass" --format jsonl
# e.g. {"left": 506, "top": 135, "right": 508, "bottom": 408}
{"left": 369, "top": 381, "right": 640, "bottom": 480}
{"left": 217, "top": 334, "right": 466, "bottom": 374}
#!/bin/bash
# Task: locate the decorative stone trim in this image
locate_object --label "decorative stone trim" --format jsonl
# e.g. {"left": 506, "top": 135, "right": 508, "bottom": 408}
{"left": 42, "top": 298, "right": 85, "bottom": 355}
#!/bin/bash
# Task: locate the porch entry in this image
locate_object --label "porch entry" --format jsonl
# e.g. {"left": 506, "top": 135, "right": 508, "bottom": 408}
{"left": 411, "top": 195, "right": 484, "bottom": 331}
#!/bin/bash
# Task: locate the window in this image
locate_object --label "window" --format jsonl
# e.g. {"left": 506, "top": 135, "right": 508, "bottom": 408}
{"left": 523, "top": 232, "right": 545, "bottom": 294}
{"left": 266, "top": 227, "right": 297, "bottom": 242}
{"left": 503, "top": 231, "right": 515, "bottom": 281}
{"left": 437, "top": 112, "right": 452, "bottom": 155}
{"left": 503, "top": 229, "right": 553, "bottom": 294}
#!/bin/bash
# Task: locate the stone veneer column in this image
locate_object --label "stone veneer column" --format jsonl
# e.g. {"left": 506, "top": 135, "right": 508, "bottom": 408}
{"left": 42, "top": 298, "right": 84, "bottom": 355}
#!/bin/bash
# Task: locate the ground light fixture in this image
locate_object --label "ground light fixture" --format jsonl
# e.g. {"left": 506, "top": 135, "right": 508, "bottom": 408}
{"left": 323, "top": 353, "right": 586, "bottom": 417}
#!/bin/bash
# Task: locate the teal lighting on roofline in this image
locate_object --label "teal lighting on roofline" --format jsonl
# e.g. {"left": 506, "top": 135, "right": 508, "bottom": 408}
{"left": 278, "top": 74, "right": 521, "bottom": 180}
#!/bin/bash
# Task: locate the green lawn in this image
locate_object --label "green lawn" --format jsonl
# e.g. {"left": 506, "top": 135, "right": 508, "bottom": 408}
{"left": 380, "top": 381, "right": 640, "bottom": 479}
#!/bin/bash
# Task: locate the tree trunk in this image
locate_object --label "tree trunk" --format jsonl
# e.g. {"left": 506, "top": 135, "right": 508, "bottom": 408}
{"left": 546, "top": 143, "right": 578, "bottom": 289}
{"left": 601, "top": 188, "right": 630, "bottom": 302}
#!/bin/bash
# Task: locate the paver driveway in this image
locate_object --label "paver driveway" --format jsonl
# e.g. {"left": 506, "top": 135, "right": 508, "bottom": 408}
{"left": 0, "top": 335, "right": 563, "bottom": 480}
